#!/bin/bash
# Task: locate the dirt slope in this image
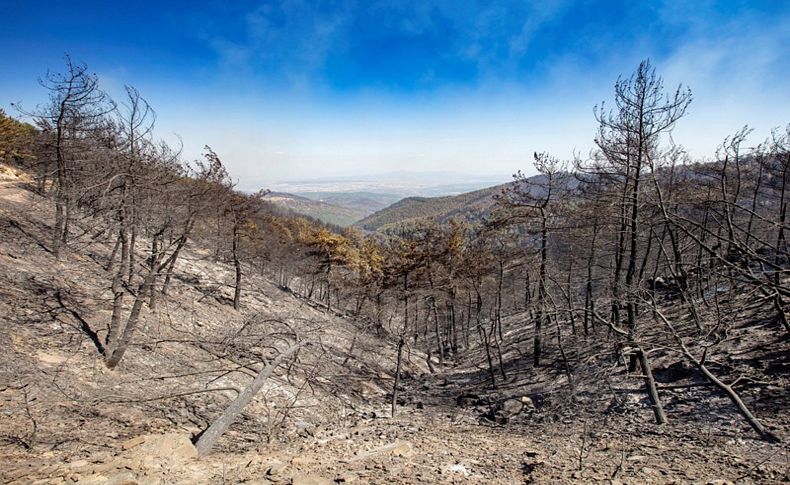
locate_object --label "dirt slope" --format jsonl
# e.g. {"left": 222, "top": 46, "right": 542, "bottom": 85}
{"left": 0, "top": 165, "right": 787, "bottom": 484}
{"left": 0, "top": 168, "right": 408, "bottom": 482}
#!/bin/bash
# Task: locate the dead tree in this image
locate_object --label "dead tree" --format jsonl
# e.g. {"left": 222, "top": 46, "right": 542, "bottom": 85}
{"left": 200, "top": 146, "right": 270, "bottom": 310}
{"left": 653, "top": 306, "right": 780, "bottom": 442}
{"left": 589, "top": 59, "right": 691, "bottom": 338}
{"left": 26, "top": 56, "right": 115, "bottom": 257}
{"left": 194, "top": 339, "right": 305, "bottom": 456}
{"left": 495, "top": 152, "right": 569, "bottom": 366}
{"left": 384, "top": 236, "right": 422, "bottom": 416}
{"left": 115, "top": 86, "right": 155, "bottom": 287}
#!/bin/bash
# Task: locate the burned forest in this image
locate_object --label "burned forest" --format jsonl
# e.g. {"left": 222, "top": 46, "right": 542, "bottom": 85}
{"left": 0, "top": 56, "right": 788, "bottom": 483}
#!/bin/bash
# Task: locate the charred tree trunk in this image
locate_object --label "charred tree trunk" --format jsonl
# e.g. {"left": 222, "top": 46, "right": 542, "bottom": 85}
{"left": 584, "top": 218, "right": 599, "bottom": 336}
{"left": 105, "top": 239, "right": 183, "bottom": 369}
{"left": 637, "top": 348, "right": 667, "bottom": 425}
{"left": 694, "top": 359, "right": 780, "bottom": 442}
{"left": 232, "top": 218, "right": 242, "bottom": 310}
{"left": 391, "top": 337, "right": 404, "bottom": 418}
{"left": 104, "top": 267, "right": 158, "bottom": 369}
{"left": 427, "top": 268, "right": 445, "bottom": 364}
{"left": 534, "top": 207, "right": 548, "bottom": 367}
{"left": 52, "top": 101, "right": 67, "bottom": 258}
{"left": 127, "top": 222, "right": 137, "bottom": 286}
{"left": 161, "top": 236, "right": 187, "bottom": 296}
{"left": 194, "top": 341, "right": 304, "bottom": 456}
{"left": 654, "top": 308, "right": 779, "bottom": 442}
{"left": 106, "top": 235, "right": 121, "bottom": 272}
{"left": 478, "top": 323, "right": 496, "bottom": 389}
{"left": 474, "top": 284, "right": 496, "bottom": 388}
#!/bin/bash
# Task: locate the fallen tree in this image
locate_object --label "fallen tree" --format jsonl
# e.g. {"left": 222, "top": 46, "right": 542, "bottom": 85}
{"left": 193, "top": 339, "right": 306, "bottom": 457}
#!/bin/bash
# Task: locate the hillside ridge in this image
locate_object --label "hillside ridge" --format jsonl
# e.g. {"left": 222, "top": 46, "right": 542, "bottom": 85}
{"left": 356, "top": 183, "right": 508, "bottom": 232}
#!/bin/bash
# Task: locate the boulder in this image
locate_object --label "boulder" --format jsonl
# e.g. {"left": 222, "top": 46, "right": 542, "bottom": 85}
{"left": 122, "top": 433, "right": 198, "bottom": 469}
{"left": 484, "top": 396, "right": 535, "bottom": 424}
{"left": 456, "top": 393, "right": 481, "bottom": 407}
{"left": 390, "top": 440, "right": 414, "bottom": 458}
{"left": 266, "top": 461, "right": 289, "bottom": 476}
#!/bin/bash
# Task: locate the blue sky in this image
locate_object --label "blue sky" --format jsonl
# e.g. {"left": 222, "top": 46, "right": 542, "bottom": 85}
{"left": 1, "top": 1, "right": 788, "bottom": 189}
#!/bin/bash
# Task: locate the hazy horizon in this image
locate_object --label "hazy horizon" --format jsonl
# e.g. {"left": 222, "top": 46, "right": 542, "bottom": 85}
{"left": 266, "top": 169, "right": 511, "bottom": 198}
{"left": 2, "top": 1, "right": 789, "bottom": 189}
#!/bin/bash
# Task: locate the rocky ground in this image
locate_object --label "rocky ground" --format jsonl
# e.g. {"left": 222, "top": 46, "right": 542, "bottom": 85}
{"left": 1, "top": 376, "right": 787, "bottom": 484}
{"left": 0, "top": 165, "right": 788, "bottom": 484}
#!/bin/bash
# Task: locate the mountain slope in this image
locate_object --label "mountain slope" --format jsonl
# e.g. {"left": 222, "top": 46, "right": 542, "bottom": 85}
{"left": 0, "top": 167, "right": 413, "bottom": 481}
{"left": 266, "top": 192, "right": 366, "bottom": 227}
{"left": 356, "top": 183, "right": 507, "bottom": 232}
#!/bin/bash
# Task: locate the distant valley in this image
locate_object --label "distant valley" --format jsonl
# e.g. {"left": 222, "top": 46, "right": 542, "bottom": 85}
{"left": 265, "top": 171, "right": 512, "bottom": 227}
{"left": 266, "top": 191, "right": 400, "bottom": 227}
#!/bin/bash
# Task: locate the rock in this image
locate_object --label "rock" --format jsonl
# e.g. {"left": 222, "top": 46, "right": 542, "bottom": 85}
{"left": 390, "top": 440, "right": 414, "bottom": 458}
{"left": 36, "top": 351, "right": 68, "bottom": 365}
{"left": 334, "top": 472, "right": 359, "bottom": 483}
{"left": 358, "top": 381, "right": 383, "bottom": 398}
{"left": 456, "top": 393, "right": 481, "bottom": 407}
{"left": 122, "top": 436, "right": 147, "bottom": 451}
{"left": 654, "top": 361, "right": 695, "bottom": 383}
{"left": 69, "top": 472, "right": 137, "bottom": 485}
{"left": 91, "top": 462, "right": 120, "bottom": 474}
{"left": 521, "top": 396, "right": 536, "bottom": 410}
{"left": 295, "top": 421, "right": 315, "bottom": 438}
{"left": 266, "top": 462, "right": 289, "bottom": 476}
{"left": 70, "top": 475, "right": 103, "bottom": 484}
{"left": 68, "top": 459, "right": 89, "bottom": 470}
{"left": 291, "top": 474, "right": 333, "bottom": 485}
{"left": 291, "top": 455, "right": 311, "bottom": 465}
{"left": 484, "top": 396, "right": 535, "bottom": 424}
{"left": 446, "top": 463, "right": 470, "bottom": 477}
{"left": 107, "top": 472, "right": 139, "bottom": 485}
{"left": 151, "top": 434, "right": 198, "bottom": 460}
{"left": 122, "top": 433, "right": 197, "bottom": 469}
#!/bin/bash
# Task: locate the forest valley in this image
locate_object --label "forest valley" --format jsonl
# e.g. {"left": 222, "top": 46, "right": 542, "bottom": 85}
{"left": 0, "top": 58, "right": 787, "bottom": 483}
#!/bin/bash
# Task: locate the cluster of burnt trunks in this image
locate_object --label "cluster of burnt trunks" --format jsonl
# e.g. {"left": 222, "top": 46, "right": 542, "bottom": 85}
{"left": 644, "top": 246, "right": 789, "bottom": 297}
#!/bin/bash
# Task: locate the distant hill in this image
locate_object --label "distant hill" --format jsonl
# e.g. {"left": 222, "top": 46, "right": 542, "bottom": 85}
{"left": 266, "top": 192, "right": 366, "bottom": 227}
{"left": 265, "top": 171, "right": 514, "bottom": 228}
{"left": 355, "top": 183, "right": 508, "bottom": 232}
{"left": 353, "top": 172, "right": 580, "bottom": 233}
{"left": 271, "top": 172, "right": 567, "bottom": 230}
{"left": 296, "top": 191, "right": 401, "bottom": 218}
